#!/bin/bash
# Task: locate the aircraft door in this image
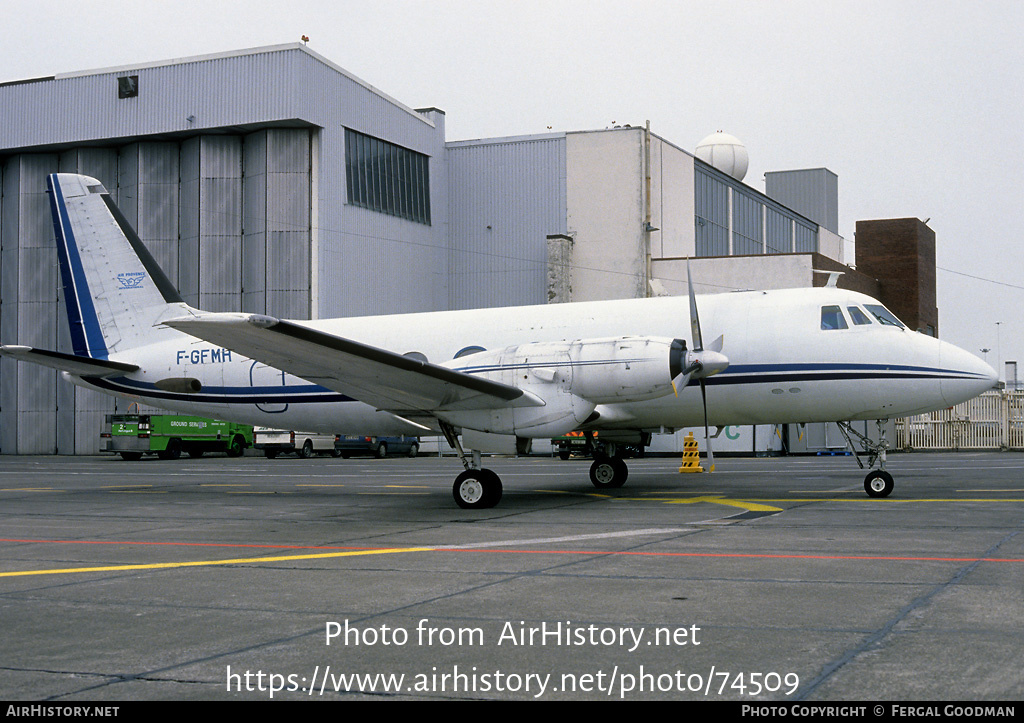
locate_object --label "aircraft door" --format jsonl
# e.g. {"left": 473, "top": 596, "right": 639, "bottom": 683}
{"left": 249, "top": 361, "right": 289, "bottom": 413}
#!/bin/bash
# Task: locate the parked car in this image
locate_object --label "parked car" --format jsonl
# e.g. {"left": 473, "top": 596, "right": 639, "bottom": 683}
{"left": 336, "top": 435, "right": 419, "bottom": 458}
{"left": 254, "top": 428, "right": 340, "bottom": 458}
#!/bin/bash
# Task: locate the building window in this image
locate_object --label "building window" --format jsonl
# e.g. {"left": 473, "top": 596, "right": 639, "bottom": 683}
{"left": 794, "top": 221, "right": 818, "bottom": 253}
{"left": 345, "top": 128, "right": 431, "bottom": 225}
{"left": 732, "top": 190, "right": 762, "bottom": 255}
{"left": 117, "top": 75, "right": 138, "bottom": 99}
{"left": 694, "top": 168, "right": 728, "bottom": 256}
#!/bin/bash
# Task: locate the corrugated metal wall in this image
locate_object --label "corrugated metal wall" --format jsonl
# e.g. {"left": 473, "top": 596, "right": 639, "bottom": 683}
{"left": 447, "top": 135, "right": 566, "bottom": 309}
{"left": 0, "top": 44, "right": 450, "bottom": 454}
{"left": 1, "top": 156, "right": 59, "bottom": 454}
{"left": 0, "top": 128, "right": 314, "bottom": 453}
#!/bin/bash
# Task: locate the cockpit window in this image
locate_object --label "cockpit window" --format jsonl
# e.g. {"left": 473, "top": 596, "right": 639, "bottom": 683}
{"left": 454, "top": 345, "right": 487, "bottom": 358}
{"left": 820, "top": 305, "right": 848, "bottom": 330}
{"left": 864, "top": 304, "right": 906, "bottom": 329}
{"left": 848, "top": 306, "right": 872, "bottom": 325}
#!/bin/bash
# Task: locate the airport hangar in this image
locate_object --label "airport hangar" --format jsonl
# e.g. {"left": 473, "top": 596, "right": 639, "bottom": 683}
{"left": 0, "top": 42, "right": 937, "bottom": 456}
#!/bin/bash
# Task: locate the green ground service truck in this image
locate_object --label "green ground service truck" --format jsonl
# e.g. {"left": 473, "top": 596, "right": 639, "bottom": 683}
{"left": 102, "top": 414, "right": 253, "bottom": 460}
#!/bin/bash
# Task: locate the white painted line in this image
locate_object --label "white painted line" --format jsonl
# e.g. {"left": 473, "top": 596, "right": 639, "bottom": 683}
{"left": 437, "top": 528, "right": 688, "bottom": 550}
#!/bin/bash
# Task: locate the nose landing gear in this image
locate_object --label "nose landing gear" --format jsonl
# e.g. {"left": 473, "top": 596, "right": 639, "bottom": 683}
{"left": 837, "top": 419, "right": 895, "bottom": 498}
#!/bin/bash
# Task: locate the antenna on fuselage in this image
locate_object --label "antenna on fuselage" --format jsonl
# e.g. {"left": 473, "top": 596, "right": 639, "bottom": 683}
{"left": 813, "top": 270, "right": 845, "bottom": 288}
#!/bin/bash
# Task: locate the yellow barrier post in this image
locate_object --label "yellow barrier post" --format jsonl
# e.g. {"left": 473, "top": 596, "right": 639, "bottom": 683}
{"left": 679, "top": 432, "right": 705, "bottom": 473}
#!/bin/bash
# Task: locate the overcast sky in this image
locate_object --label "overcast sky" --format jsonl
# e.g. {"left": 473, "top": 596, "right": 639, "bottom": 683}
{"left": 4, "top": 0, "right": 1022, "bottom": 379}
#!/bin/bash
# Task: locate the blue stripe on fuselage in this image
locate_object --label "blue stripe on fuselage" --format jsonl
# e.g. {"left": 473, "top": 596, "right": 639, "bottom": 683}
{"left": 84, "top": 363, "right": 983, "bottom": 408}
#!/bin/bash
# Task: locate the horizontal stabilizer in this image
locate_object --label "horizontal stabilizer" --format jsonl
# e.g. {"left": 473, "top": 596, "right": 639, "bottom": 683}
{"left": 0, "top": 345, "right": 139, "bottom": 377}
{"left": 163, "top": 313, "right": 541, "bottom": 414}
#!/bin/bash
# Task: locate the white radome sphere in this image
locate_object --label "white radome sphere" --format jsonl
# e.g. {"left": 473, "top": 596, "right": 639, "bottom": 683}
{"left": 695, "top": 131, "right": 749, "bottom": 181}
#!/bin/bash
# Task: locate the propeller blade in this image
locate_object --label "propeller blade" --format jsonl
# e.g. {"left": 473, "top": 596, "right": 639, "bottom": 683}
{"left": 687, "top": 258, "right": 703, "bottom": 352}
{"left": 686, "top": 259, "right": 721, "bottom": 472}
{"left": 700, "top": 378, "right": 715, "bottom": 472}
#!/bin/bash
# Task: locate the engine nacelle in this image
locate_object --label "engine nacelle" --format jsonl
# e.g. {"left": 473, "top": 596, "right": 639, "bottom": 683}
{"left": 569, "top": 336, "right": 685, "bottom": 404}
{"left": 439, "top": 336, "right": 685, "bottom": 437}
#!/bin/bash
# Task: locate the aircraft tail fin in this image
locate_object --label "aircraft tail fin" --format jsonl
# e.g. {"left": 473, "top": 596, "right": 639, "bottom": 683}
{"left": 48, "top": 173, "right": 190, "bottom": 357}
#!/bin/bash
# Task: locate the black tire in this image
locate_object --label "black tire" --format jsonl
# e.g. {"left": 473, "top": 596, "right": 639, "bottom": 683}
{"left": 407, "top": 443, "right": 419, "bottom": 458}
{"left": 331, "top": 448, "right": 343, "bottom": 458}
{"left": 864, "top": 470, "right": 894, "bottom": 498}
{"left": 376, "top": 443, "right": 388, "bottom": 458}
{"left": 119, "top": 452, "right": 143, "bottom": 461}
{"left": 452, "top": 469, "right": 502, "bottom": 509}
{"left": 157, "top": 439, "right": 182, "bottom": 461}
{"left": 558, "top": 448, "right": 571, "bottom": 461}
{"left": 265, "top": 449, "right": 279, "bottom": 459}
{"left": 226, "top": 435, "right": 244, "bottom": 457}
{"left": 589, "top": 456, "right": 628, "bottom": 489}
{"left": 187, "top": 449, "right": 205, "bottom": 458}
{"left": 298, "top": 439, "right": 314, "bottom": 459}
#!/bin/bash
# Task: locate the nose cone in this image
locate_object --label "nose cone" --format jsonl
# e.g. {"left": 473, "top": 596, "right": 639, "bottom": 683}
{"left": 939, "top": 340, "right": 998, "bottom": 406}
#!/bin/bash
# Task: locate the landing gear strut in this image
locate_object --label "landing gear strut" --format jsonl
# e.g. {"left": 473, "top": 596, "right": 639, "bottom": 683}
{"left": 440, "top": 421, "right": 502, "bottom": 509}
{"left": 837, "top": 419, "right": 895, "bottom": 498}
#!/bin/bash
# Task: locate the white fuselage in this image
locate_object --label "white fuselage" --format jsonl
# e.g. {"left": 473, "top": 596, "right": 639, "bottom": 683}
{"left": 68, "top": 287, "right": 996, "bottom": 437}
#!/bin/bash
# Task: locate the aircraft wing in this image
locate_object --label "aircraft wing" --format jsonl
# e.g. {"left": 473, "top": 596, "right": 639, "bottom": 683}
{"left": 0, "top": 345, "right": 140, "bottom": 377}
{"left": 163, "top": 313, "right": 541, "bottom": 414}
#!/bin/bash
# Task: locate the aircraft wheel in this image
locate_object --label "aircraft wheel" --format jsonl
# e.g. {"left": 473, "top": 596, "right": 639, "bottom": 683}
{"left": 864, "top": 470, "right": 894, "bottom": 498}
{"left": 590, "top": 456, "right": 628, "bottom": 488}
{"left": 453, "top": 468, "right": 502, "bottom": 509}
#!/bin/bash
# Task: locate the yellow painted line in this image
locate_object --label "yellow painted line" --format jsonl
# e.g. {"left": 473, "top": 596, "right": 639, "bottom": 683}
{"left": 296, "top": 484, "right": 346, "bottom": 487}
{"left": 622, "top": 495, "right": 782, "bottom": 512}
{"left": 226, "top": 491, "right": 288, "bottom": 495}
{"left": 101, "top": 484, "right": 152, "bottom": 488}
{"left": 356, "top": 492, "right": 429, "bottom": 496}
{"left": 0, "top": 488, "right": 54, "bottom": 492}
{"left": 384, "top": 485, "right": 430, "bottom": 489}
{"left": 536, "top": 490, "right": 612, "bottom": 498}
{"left": 0, "top": 546, "right": 434, "bottom": 578}
{"left": 958, "top": 489, "right": 1024, "bottom": 493}
{"left": 110, "top": 491, "right": 168, "bottom": 494}
{"left": 200, "top": 484, "right": 251, "bottom": 487}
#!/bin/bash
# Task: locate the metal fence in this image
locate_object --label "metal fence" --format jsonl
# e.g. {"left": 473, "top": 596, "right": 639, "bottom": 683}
{"left": 896, "top": 390, "right": 1024, "bottom": 451}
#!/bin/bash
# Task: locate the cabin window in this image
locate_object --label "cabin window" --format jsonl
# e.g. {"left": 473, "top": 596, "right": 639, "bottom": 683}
{"left": 848, "top": 306, "right": 873, "bottom": 325}
{"left": 820, "top": 306, "right": 848, "bottom": 330}
{"left": 864, "top": 304, "right": 906, "bottom": 329}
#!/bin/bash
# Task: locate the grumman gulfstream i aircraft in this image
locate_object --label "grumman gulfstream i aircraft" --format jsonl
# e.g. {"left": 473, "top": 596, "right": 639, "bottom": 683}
{"left": 0, "top": 174, "right": 998, "bottom": 508}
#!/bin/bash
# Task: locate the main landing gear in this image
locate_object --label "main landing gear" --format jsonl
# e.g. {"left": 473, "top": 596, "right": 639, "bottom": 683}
{"left": 589, "top": 455, "right": 628, "bottom": 488}
{"left": 585, "top": 433, "right": 629, "bottom": 489}
{"left": 440, "top": 421, "right": 503, "bottom": 509}
{"left": 837, "top": 419, "right": 895, "bottom": 498}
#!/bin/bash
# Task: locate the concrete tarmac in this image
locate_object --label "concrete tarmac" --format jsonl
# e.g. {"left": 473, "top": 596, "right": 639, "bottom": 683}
{"left": 1, "top": 452, "right": 1022, "bottom": 702}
